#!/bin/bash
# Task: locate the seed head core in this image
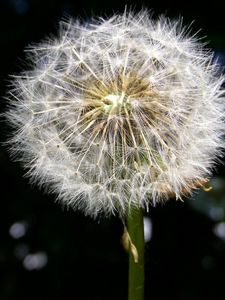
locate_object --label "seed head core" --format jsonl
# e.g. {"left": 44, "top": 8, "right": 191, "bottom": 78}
{"left": 103, "top": 92, "right": 129, "bottom": 114}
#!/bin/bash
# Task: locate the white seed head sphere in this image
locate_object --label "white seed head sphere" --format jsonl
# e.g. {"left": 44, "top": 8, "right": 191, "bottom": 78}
{"left": 6, "top": 11, "right": 225, "bottom": 218}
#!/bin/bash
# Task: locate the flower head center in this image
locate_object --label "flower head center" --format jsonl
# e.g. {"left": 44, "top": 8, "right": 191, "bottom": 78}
{"left": 102, "top": 91, "right": 129, "bottom": 114}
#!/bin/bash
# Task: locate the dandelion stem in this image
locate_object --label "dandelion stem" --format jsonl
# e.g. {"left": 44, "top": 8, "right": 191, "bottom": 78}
{"left": 127, "top": 208, "right": 145, "bottom": 300}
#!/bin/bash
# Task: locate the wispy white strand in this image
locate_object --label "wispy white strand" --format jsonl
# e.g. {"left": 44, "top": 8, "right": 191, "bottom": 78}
{"left": 5, "top": 10, "right": 225, "bottom": 217}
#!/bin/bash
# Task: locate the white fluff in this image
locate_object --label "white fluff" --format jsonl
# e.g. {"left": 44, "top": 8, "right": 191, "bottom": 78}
{"left": 5, "top": 10, "right": 225, "bottom": 217}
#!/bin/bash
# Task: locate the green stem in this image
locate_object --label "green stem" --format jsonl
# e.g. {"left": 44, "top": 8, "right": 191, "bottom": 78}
{"left": 127, "top": 208, "right": 145, "bottom": 300}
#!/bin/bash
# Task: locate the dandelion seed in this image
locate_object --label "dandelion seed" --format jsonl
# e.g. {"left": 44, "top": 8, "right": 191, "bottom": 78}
{"left": 5, "top": 10, "right": 225, "bottom": 218}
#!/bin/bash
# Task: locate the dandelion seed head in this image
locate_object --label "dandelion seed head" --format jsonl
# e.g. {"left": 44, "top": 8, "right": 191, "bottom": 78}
{"left": 5, "top": 10, "right": 225, "bottom": 217}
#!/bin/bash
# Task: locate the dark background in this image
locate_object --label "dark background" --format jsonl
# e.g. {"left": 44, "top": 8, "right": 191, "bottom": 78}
{"left": 0, "top": 0, "right": 225, "bottom": 299}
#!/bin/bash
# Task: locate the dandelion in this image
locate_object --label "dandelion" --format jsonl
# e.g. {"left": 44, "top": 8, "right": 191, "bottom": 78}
{"left": 5, "top": 10, "right": 225, "bottom": 220}
{"left": 5, "top": 9, "right": 225, "bottom": 300}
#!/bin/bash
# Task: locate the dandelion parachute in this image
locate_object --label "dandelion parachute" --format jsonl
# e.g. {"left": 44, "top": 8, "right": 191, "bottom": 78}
{"left": 5, "top": 10, "right": 225, "bottom": 217}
